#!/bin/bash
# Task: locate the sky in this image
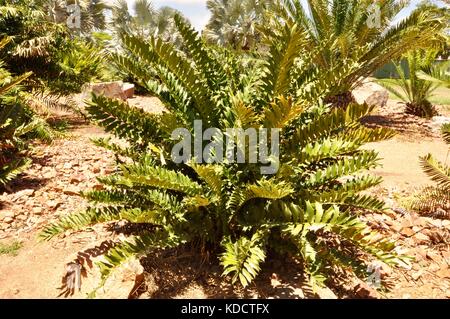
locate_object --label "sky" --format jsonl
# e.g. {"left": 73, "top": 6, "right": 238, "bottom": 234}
{"left": 122, "top": 0, "right": 449, "bottom": 31}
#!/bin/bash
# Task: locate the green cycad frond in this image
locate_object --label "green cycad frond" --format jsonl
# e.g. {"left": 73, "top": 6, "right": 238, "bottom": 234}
{"left": 121, "top": 163, "right": 203, "bottom": 196}
{"left": 0, "top": 72, "right": 32, "bottom": 96}
{"left": 0, "top": 157, "right": 31, "bottom": 186}
{"left": 189, "top": 163, "right": 224, "bottom": 198}
{"left": 281, "top": 202, "right": 401, "bottom": 286}
{"left": 259, "top": 22, "right": 307, "bottom": 105}
{"left": 417, "top": 61, "right": 450, "bottom": 88}
{"left": 221, "top": 231, "right": 268, "bottom": 287}
{"left": 97, "top": 230, "right": 188, "bottom": 281}
{"left": 286, "top": 103, "right": 372, "bottom": 150}
{"left": 305, "top": 150, "right": 379, "bottom": 186}
{"left": 91, "top": 137, "right": 140, "bottom": 160}
{"left": 420, "top": 154, "right": 450, "bottom": 190}
{"left": 40, "top": 206, "right": 125, "bottom": 241}
{"left": 442, "top": 123, "right": 450, "bottom": 145}
{"left": 262, "top": 96, "right": 303, "bottom": 129}
{"left": 86, "top": 94, "right": 163, "bottom": 146}
{"left": 228, "top": 179, "right": 294, "bottom": 211}
{"left": 173, "top": 14, "right": 227, "bottom": 91}
{"left": 408, "top": 186, "right": 450, "bottom": 217}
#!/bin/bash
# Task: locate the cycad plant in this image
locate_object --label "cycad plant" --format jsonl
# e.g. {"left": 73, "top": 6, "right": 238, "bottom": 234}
{"left": 271, "top": 0, "right": 447, "bottom": 107}
{"left": 109, "top": 0, "right": 188, "bottom": 47}
{"left": 410, "top": 124, "right": 450, "bottom": 217}
{"left": 0, "top": 38, "right": 31, "bottom": 186}
{"left": 379, "top": 50, "right": 439, "bottom": 118}
{"left": 42, "top": 16, "right": 406, "bottom": 292}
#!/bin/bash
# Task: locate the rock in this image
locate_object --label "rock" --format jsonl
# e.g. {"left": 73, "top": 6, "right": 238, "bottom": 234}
{"left": 92, "top": 184, "right": 104, "bottom": 191}
{"left": 3, "top": 217, "right": 14, "bottom": 224}
{"left": 97, "top": 258, "right": 145, "bottom": 299}
{"left": 47, "top": 201, "right": 62, "bottom": 210}
{"left": 401, "top": 217, "right": 414, "bottom": 228}
{"left": 63, "top": 186, "right": 80, "bottom": 196}
{"left": 122, "top": 83, "right": 135, "bottom": 99}
{"left": 315, "top": 286, "right": 338, "bottom": 299}
{"left": 411, "top": 270, "right": 423, "bottom": 281}
{"left": 104, "top": 168, "right": 115, "bottom": 175}
{"left": 390, "top": 223, "right": 402, "bottom": 232}
{"left": 0, "top": 210, "right": 15, "bottom": 221}
{"left": 430, "top": 116, "right": 450, "bottom": 133}
{"left": 414, "top": 233, "right": 430, "bottom": 243}
{"left": 353, "top": 81, "right": 389, "bottom": 108}
{"left": 63, "top": 163, "right": 73, "bottom": 170}
{"left": 43, "top": 170, "right": 57, "bottom": 179}
{"left": 16, "top": 214, "right": 27, "bottom": 221}
{"left": 436, "top": 267, "right": 450, "bottom": 279}
{"left": 69, "top": 174, "right": 84, "bottom": 184}
{"left": 270, "top": 273, "right": 282, "bottom": 288}
{"left": 92, "top": 165, "right": 101, "bottom": 174}
{"left": 83, "top": 81, "right": 127, "bottom": 101}
{"left": 401, "top": 227, "right": 415, "bottom": 237}
{"left": 12, "top": 189, "right": 35, "bottom": 202}
{"left": 354, "top": 282, "right": 378, "bottom": 299}
{"left": 32, "top": 207, "right": 44, "bottom": 215}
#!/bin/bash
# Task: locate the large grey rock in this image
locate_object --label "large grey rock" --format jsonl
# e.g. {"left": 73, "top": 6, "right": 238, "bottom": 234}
{"left": 353, "top": 81, "right": 389, "bottom": 108}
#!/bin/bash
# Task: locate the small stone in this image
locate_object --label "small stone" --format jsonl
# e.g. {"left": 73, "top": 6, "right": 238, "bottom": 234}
{"left": 63, "top": 186, "right": 80, "bottom": 196}
{"left": 92, "top": 165, "right": 101, "bottom": 174}
{"left": 414, "top": 233, "right": 430, "bottom": 243}
{"left": 32, "top": 207, "right": 44, "bottom": 215}
{"left": 0, "top": 210, "right": 15, "bottom": 221}
{"left": 92, "top": 184, "right": 104, "bottom": 191}
{"left": 354, "top": 282, "right": 378, "bottom": 299}
{"left": 390, "top": 224, "right": 402, "bottom": 232}
{"left": 69, "top": 174, "right": 84, "bottom": 184}
{"left": 104, "top": 168, "right": 115, "bottom": 174}
{"left": 47, "top": 201, "right": 62, "bottom": 210}
{"left": 401, "top": 227, "right": 415, "bottom": 237}
{"left": 436, "top": 267, "right": 450, "bottom": 279}
{"left": 63, "top": 163, "right": 73, "bottom": 170}
{"left": 16, "top": 214, "right": 27, "bottom": 221}
{"left": 3, "top": 217, "right": 14, "bottom": 224}
{"left": 411, "top": 270, "right": 423, "bottom": 281}
{"left": 401, "top": 218, "right": 414, "bottom": 228}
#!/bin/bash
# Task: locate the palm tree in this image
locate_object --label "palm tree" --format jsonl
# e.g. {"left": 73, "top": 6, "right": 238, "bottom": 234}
{"left": 272, "top": 0, "right": 447, "bottom": 107}
{"left": 379, "top": 50, "right": 439, "bottom": 118}
{"left": 32, "top": 0, "right": 108, "bottom": 34}
{"left": 109, "top": 0, "right": 188, "bottom": 46}
{"left": 204, "top": 0, "right": 273, "bottom": 50}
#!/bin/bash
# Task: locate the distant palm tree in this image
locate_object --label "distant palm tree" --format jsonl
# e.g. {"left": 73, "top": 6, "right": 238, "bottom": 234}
{"left": 110, "top": 0, "right": 188, "bottom": 46}
{"left": 40, "top": 0, "right": 108, "bottom": 33}
{"left": 204, "top": 0, "right": 273, "bottom": 50}
{"left": 379, "top": 50, "right": 440, "bottom": 118}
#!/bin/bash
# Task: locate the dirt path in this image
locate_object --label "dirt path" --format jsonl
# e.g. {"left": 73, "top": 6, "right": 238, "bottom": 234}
{"left": 0, "top": 97, "right": 449, "bottom": 299}
{"left": 366, "top": 137, "right": 449, "bottom": 190}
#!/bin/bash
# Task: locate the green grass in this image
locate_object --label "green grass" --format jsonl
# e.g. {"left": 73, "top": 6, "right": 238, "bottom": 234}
{"left": 0, "top": 240, "right": 23, "bottom": 256}
{"left": 384, "top": 83, "right": 450, "bottom": 105}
